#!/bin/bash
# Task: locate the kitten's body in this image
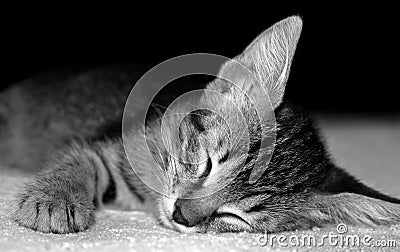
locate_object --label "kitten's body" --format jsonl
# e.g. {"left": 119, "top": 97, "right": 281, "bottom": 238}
{"left": 0, "top": 66, "right": 140, "bottom": 171}
{"left": 7, "top": 16, "right": 400, "bottom": 234}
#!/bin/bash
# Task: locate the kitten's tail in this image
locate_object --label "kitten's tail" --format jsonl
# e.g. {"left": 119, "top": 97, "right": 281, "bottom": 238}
{"left": 308, "top": 166, "right": 400, "bottom": 226}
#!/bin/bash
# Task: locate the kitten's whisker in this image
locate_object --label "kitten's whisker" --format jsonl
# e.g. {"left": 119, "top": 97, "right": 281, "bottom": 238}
{"left": 151, "top": 102, "right": 169, "bottom": 111}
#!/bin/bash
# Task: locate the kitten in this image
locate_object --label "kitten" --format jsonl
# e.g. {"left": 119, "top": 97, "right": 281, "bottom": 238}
{"left": 10, "top": 16, "right": 400, "bottom": 234}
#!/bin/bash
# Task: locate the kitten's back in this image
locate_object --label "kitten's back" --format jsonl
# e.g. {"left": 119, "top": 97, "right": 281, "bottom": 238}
{"left": 0, "top": 65, "right": 141, "bottom": 171}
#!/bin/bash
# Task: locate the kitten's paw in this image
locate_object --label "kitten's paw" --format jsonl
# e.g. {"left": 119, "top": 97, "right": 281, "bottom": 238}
{"left": 12, "top": 182, "right": 95, "bottom": 233}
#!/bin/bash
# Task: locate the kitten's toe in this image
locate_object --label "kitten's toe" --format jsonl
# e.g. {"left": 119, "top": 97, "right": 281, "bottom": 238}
{"left": 12, "top": 186, "right": 95, "bottom": 233}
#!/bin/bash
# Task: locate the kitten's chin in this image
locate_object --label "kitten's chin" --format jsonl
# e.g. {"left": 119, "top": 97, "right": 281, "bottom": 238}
{"left": 171, "top": 222, "right": 200, "bottom": 233}
{"left": 205, "top": 206, "right": 253, "bottom": 232}
{"left": 184, "top": 213, "right": 252, "bottom": 233}
{"left": 159, "top": 212, "right": 200, "bottom": 233}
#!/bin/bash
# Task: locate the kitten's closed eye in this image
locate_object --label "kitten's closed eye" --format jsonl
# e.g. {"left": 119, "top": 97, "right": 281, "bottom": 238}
{"left": 198, "top": 150, "right": 230, "bottom": 180}
{"left": 198, "top": 156, "right": 212, "bottom": 178}
{"left": 219, "top": 152, "right": 229, "bottom": 164}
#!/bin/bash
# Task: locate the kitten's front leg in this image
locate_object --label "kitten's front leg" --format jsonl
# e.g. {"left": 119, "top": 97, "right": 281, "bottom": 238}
{"left": 13, "top": 172, "right": 96, "bottom": 233}
{"left": 12, "top": 141, "right": 108, "bottom": 233}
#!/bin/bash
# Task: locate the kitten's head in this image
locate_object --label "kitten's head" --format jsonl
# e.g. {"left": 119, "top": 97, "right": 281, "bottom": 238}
{"left": 153, "top": 16, "right": 400, "bottom": 233}
{"left": 153, "top": 16, "right": 303, "bottom": 232}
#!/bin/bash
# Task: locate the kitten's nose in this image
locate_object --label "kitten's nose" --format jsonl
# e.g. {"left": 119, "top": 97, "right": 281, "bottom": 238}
{"left": 173, "top": 198, "right": 212, "bottom": 227}
{"left": 172, "top": 202, "right": 190, "bottom": 226}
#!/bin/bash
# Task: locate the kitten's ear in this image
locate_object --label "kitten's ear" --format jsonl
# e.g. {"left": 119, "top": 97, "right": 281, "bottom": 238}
{"left": 217, "top": 16, "right": 302, "bottom": 108}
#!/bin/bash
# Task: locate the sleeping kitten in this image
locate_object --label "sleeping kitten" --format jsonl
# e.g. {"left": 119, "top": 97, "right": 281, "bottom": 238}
{"left": 10, "top": 16, "right": 400, "bottom": 234}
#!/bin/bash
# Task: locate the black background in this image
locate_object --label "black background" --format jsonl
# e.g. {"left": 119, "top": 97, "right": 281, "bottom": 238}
{"left": 1, "top": 1, "right": 399, "bottom": 114}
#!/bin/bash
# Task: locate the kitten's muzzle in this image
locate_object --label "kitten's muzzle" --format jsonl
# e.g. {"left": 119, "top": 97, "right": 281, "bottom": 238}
{"left": 171, "top": 197, "right": 252, "bottom": 232}
{"left": 172, "top": 198, "right": 206, "bottom": 227}
{"left": 172, "top": 203, "right": 191, "bottom": 226}
{"left": 172, "top": 196, "right": 251, "bottom": 228}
